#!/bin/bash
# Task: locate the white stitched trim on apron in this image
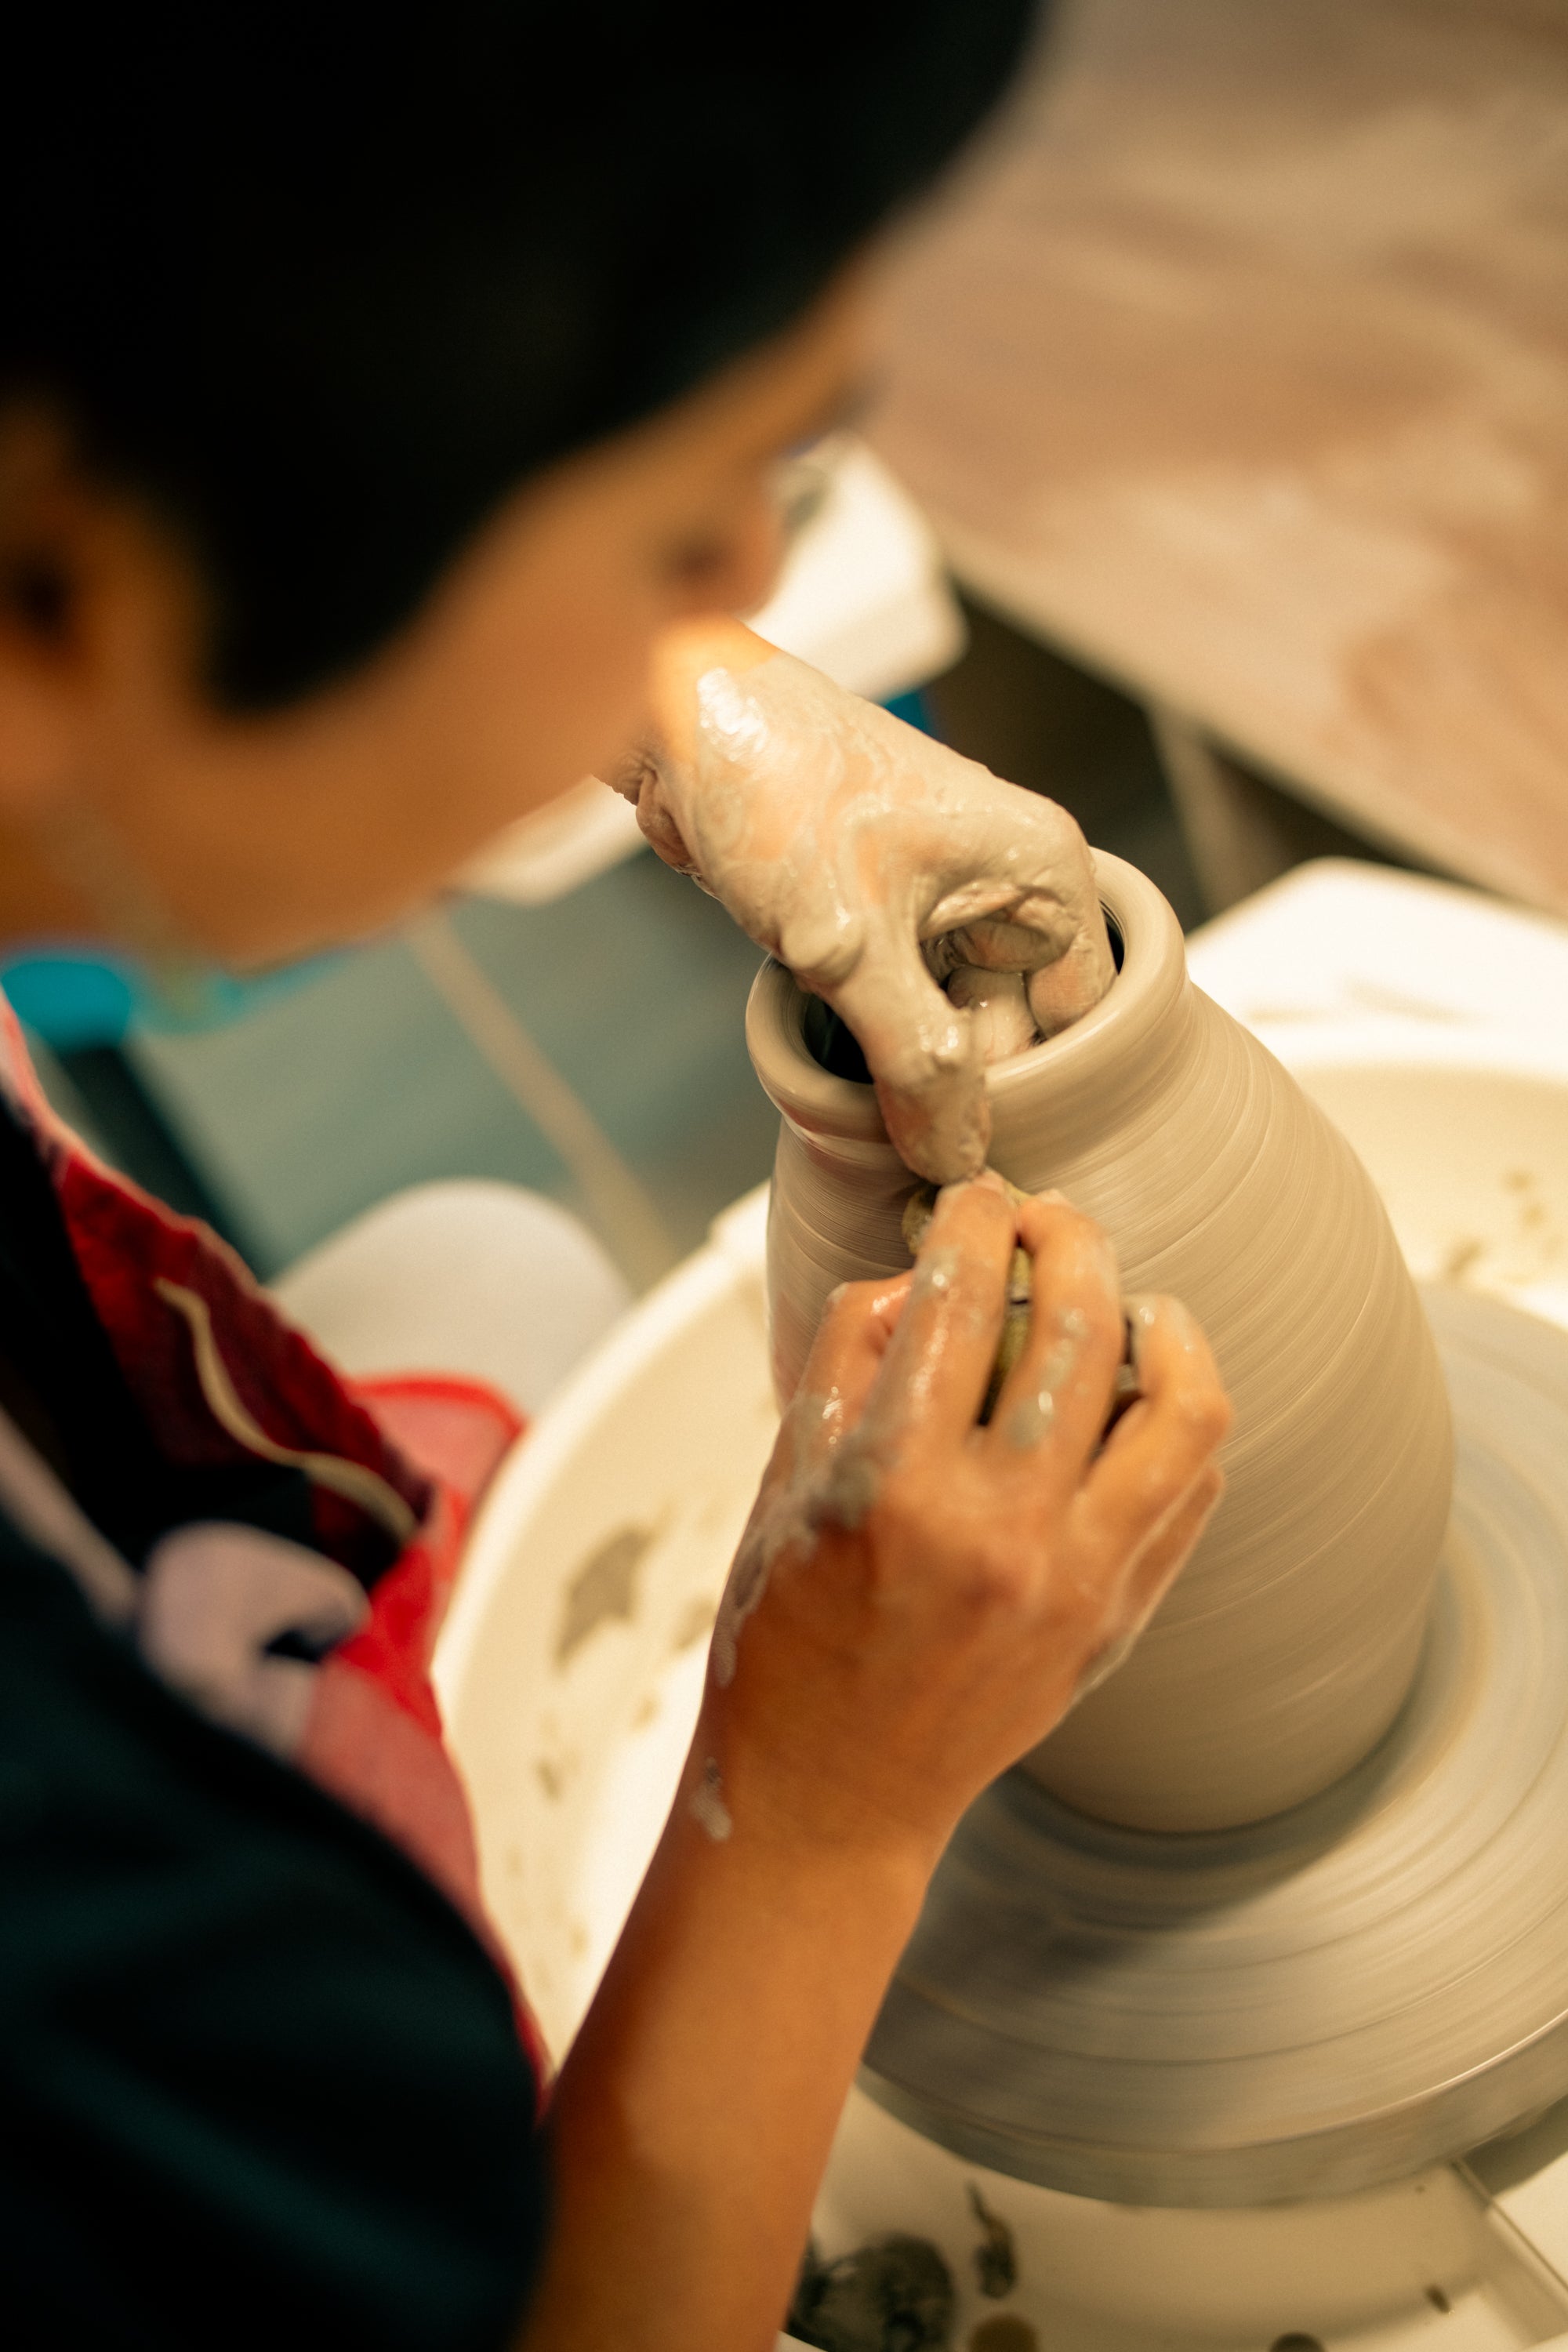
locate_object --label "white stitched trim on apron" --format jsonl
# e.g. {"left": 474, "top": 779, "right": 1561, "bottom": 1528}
{"left": 153, "top": 1279, "right": 418, "bottom": 1546}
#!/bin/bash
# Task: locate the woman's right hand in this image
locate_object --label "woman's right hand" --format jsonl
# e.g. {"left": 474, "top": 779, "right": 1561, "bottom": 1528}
{"left": 525, "top": 1181, "right": 1230, "bottom": 2352}
{"left": 699, "top": 1178, "right": 1232, "bottom": 1873}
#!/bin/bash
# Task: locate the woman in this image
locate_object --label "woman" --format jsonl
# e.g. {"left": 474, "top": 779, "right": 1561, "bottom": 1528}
{"left": 0, "top": 8, "right": 1231, "bottom": 2346}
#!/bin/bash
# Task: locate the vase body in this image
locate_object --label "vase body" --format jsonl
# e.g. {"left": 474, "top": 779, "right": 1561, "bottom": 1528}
{"left": 746, "top": 855, "right": 1454, "bottom": 1832}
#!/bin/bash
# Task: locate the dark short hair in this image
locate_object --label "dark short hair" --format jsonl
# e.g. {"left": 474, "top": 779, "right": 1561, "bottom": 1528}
{"left": 3, "top": 4, "right": 1036, "bottom": 707}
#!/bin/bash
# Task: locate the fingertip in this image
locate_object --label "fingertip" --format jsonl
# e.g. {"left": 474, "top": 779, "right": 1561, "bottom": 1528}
{"left": 876, "top": 1041, "right": 991, "bottom": 1189}
{"left": 929, "top": 1173, "right": 1014, "bottom": 1246}
{"left": 1126, "top": 1293, "right": 1181, "bottom": 1360}
{"left": 869, "top": 1269, "right": 916, "bottom": 1324}
{"left": 1127, "top": 1290, "right": 1198, "bottom": 1337}
{"left": 822, "top": 1272, "right": 902, "bottom": 1330}
{"left": 1014, "top": 1189, "right": 1085, "bottom": 1238}
{"left": 1014, "top": 1192, "right": 1120, "bottom": 1294}
{"left": 803, "top": 1272, "right": 913, "bottom": 1395}
{"left": 1127, "top": 1293, "right": 1227, "bottom": 1399}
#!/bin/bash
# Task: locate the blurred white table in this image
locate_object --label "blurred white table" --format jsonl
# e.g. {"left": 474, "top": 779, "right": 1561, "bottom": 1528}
{"left": 869, "top": 0, "right": 1568, "bottom": 919}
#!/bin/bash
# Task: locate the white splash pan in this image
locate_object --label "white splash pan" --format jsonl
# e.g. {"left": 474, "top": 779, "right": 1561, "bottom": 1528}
{"left": 435, "top": 864, "right": 1568, "bottom": 2350}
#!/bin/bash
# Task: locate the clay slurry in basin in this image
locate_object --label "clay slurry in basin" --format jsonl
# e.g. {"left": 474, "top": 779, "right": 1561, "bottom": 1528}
{"left": 746, "top": 853, "right": 1454, "bottom": 1833}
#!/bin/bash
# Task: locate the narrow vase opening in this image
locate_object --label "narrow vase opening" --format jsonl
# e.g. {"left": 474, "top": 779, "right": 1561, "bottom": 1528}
{"left": 799, "top": 906, "right": 1126, "bottom": 1085}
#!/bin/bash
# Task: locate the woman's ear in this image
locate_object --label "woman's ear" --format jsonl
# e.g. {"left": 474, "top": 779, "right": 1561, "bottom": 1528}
{"left": 0, "top": 405, "right": 209, "bottom": 955}
{"left": 0, "top": 405, "right": 204, "bottom": 823}
{"left": 0, "top": 409, "right": 97, "bottom": 817}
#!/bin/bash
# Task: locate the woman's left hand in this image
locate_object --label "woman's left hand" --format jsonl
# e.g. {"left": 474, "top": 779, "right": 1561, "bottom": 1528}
{"left": 610, "top": 619, "right": 1115, "bottom": 1185}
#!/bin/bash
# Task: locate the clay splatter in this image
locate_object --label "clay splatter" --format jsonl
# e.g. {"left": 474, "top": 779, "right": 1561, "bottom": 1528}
{"left": 789, "top": 2233, "right": 954, "bottom": 2351}
{"left": 555, "top": 1523, "right": 657, "bottom": 1667}
{"left": 967, "top": 2320, "right": 1037, "bottom": 2352}
{"left": 967, "top": 2184, "right": 1017, "bottom": 2299}
{"left": 1001, "top": 1313, "right": 1084, "bottom": 1451}
{"left": 712, "top": 1387, "right": 883, "bottom": 1687}
{"left": 670, "top": 1593, "right": 718, "bottom": 1653}
{"left": 689, "top": 1755, "right": 732, "bottom": 1842}
{"left": 1441, "top": 1236, "right": 1485, "bottom": 1283}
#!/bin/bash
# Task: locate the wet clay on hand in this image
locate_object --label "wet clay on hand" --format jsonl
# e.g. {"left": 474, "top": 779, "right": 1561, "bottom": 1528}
{"left": 616, "top": 647, "right": 1115, "bottom": 1183}
{"left": 747, "top": 853, "right": 1454, "bottom": 1833}
{"left": 901, "top": 1182, "right": 1138, "bottom": 1432}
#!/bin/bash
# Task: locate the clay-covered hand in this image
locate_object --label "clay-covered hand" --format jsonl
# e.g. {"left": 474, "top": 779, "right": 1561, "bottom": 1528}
{"left": 611, "top": 621, "right": 1114, "bottom": 1183}
{"left": 698, "top": 1181, "right": 1232, "bottom": 1867}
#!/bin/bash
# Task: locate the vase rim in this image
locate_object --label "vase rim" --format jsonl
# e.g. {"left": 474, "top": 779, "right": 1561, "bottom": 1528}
{"left": 746, "top": 851, "right": 1186, "bottom": 1150}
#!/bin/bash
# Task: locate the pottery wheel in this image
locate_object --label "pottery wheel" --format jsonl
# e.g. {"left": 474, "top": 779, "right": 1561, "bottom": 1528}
{"left": 862, "top": 1287, "right": 1568, "bottom": 2208}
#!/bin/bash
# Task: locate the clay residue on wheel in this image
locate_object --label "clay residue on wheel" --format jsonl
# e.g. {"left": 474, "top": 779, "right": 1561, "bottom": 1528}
{"left": 967, "top": 2319, "right": 1037, "bottom": 2352}
{"left": 669, "top": 1593, "right": 718, "bottom": 1653}
{"left": 789, "top": 2232, "right": 954, "bottom": 2351}
{"left": 555, "top": 1521, "right": 659, "bottom": 1667}
{"left": 967, "top": 2183, "right": 1017, "bottom": 2299}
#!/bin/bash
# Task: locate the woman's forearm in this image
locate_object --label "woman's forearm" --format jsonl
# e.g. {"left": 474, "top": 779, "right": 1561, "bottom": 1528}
{"left": 644, "top": 616, "right": 775, "bottom": 766}
{"left": 516, "top": 1733, "right": 928, "bottom": 2352}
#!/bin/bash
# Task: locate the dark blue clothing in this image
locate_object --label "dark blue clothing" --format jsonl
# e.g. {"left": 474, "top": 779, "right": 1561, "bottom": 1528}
{"left": 0, "top": 1098, "right": 546, "bottom": 2347}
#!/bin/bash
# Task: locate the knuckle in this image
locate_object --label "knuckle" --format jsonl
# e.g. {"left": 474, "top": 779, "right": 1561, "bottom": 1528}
{"left": 1026, "top": 1199, "right": 1120, "bottom": 1284}
{"left": 870, "top": 1472, "right": 930, "bottom": 1548}
{"left": 872, "top": 1481, "right": 1032, "bottom": 1614}
{"left": 1176, "top": 1385, "right": 1233, "bottom": 1447}
{"left": 959, "top": 1538, "right": 1029, "bottom": 1613}
{"left": 1112, "top": 1457, "right": 1187, "bottom": 1523}
{"left": 1139, "top": 1449, "right": 1194, "bottom": 1506}
{"left": 1083, "top": 1284, "right": 1125, "bottom": 1341}
{"left": 1192, "top": 1463, "right": 1226, "bottom": 1514}
{"left": 1043, "top": 1566, "right": 1117, "bottom": 1650}
{"left": 822, "top": 1276, "right": 897, "bottom": 1340}
{"left": 1021, "top": 1191, "right": 1087, "bottom": 1238}
{"left": 1052, "top": 1200, "right": 1104, "bottom": 1242}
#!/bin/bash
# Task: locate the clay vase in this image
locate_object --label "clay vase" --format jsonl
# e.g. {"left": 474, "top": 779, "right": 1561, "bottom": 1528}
{"left": 746, "top": 853, "right": 1454, "bottom": 1833}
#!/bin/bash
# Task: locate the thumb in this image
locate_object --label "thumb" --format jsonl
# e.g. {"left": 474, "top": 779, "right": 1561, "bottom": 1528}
{"left": 826, "top": 929, "right": 990, "bottom": 1183}
{"left": 597, "top": 750, "right": 700, "bottom": 877}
